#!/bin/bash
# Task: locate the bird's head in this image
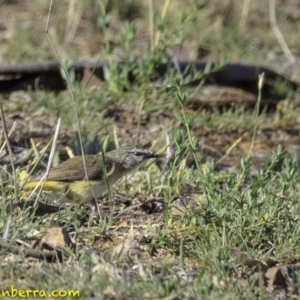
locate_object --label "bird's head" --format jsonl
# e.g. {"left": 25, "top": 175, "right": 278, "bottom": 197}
{"left": 106, "top": 147, "right": 160, "bottom": 170}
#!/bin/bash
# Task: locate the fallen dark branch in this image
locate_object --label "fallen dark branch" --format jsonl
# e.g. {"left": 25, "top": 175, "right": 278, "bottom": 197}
{"left": 6, "top": 201, "right": 61, "bottom": 216}
{"left": 0, "top": 240, "right": 63, "bottom": 261}
{"left": 0, "top": 60, "right": 298, "bottom": 100}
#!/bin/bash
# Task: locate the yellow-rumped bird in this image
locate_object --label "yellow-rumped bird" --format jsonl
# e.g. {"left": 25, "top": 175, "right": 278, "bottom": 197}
{"left": 24, "top": 147, "right": 159, "bottom": 202}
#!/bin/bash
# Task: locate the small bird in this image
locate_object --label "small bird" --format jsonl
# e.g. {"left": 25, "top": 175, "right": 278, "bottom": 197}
{"left": 24, "top": 147, "right": 159, "bottom": 202}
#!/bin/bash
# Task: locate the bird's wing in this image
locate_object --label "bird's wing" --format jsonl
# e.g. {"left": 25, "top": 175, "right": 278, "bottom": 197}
{"left": 30, "top": 155, "right": 114, "bottom": 182}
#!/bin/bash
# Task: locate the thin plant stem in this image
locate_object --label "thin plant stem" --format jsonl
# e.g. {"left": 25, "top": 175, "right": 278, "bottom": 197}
{"left": 45, "top": 0, "right": 101, "bottom": 217}
{"left": 0, "top": 105, "right": 18, "bottom": 205}
{"left": 269, "top": 0, "right": 296, "bottom": 65}
{"left": 31, "top": 118, "right": 61, "bottom": 206}
{"left": 249, "top": 73, "right": 265, "bottom": 158}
